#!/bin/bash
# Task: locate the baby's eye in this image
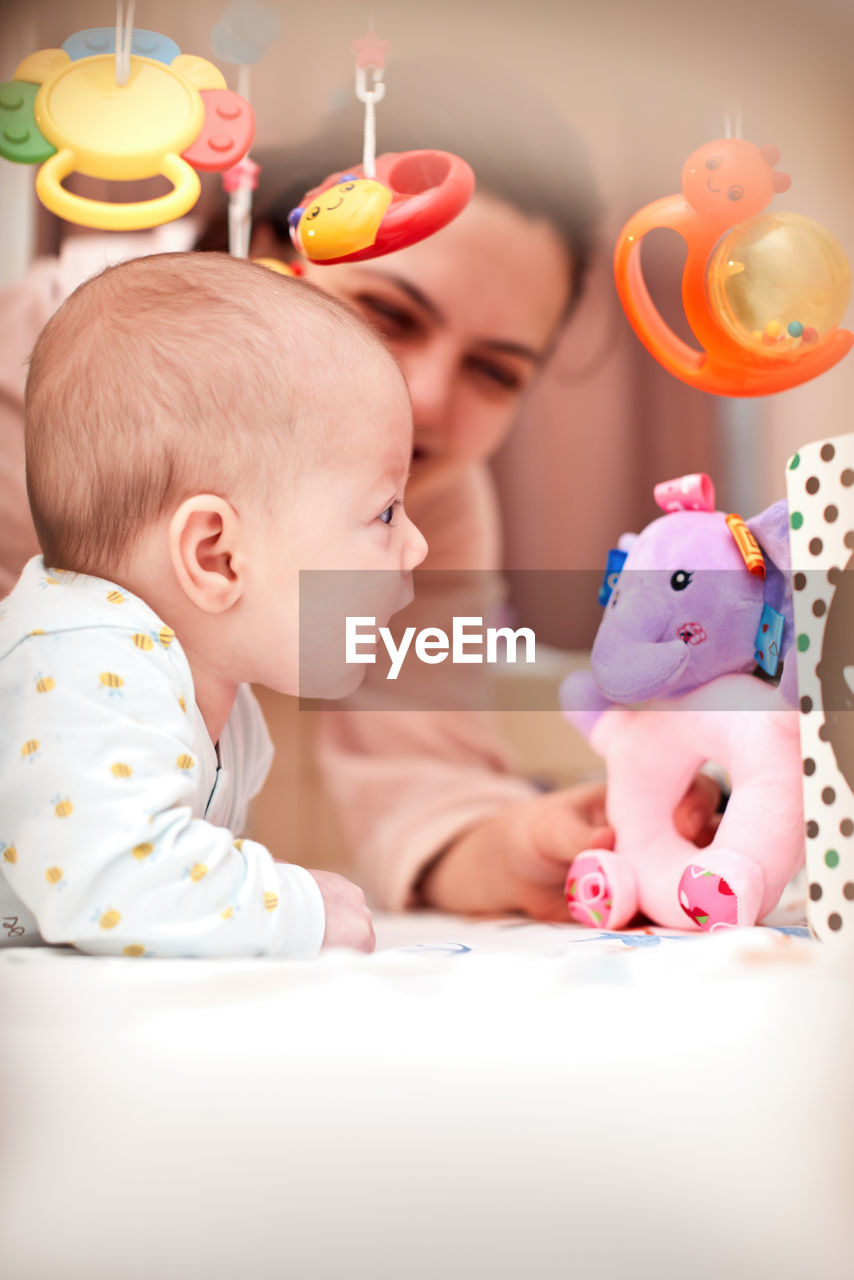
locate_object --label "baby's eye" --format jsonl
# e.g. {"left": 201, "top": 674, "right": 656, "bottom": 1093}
{"left": 378, "top": 503, "right": 396, "bottom": 526}
{"left": 705, "top": 156, "right": 722, "bottom": 170}
{"left": 670, "top": 570, "right": 693, "bottom": 591}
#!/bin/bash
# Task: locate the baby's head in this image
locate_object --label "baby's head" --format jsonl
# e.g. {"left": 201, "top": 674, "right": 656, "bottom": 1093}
{"left": 26, "top": 253, "right": 426, "bottom": 698}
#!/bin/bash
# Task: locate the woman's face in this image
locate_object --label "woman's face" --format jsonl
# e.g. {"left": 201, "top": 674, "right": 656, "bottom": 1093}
{"left": 298, "top": 194, "right": 573, "bottom": 486}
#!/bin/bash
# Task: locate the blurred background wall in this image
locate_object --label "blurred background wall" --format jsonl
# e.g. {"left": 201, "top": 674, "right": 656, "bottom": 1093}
{"left": 3, "top": 0, "right": 853, "bottom": 646}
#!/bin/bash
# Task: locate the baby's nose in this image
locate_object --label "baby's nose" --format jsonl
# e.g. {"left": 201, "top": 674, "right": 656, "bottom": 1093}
{"left": 403, "top": 514, "right": 428, "bottom": 572}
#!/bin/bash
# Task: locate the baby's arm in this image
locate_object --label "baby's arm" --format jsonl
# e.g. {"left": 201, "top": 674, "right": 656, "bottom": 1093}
{"left": 2, "top": 631, "right": 337, "bottom": 958}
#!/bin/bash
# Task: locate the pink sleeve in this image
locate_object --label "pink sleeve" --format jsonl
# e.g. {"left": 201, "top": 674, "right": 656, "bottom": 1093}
{"left": 315, "top": 464, "right": 537, "bottom": 909}
{"left": 0, "top": 261, "right": 63, "bottom": 597}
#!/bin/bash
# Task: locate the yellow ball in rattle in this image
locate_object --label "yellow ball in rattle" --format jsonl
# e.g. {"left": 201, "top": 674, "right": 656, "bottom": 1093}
{"left": 707, "top": 213, "right": 851, "bottom": 359}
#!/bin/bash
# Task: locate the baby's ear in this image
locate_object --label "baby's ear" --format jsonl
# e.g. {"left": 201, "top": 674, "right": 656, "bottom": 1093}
{"left": 169, "top": 495, "right": 244, "bottom": 613}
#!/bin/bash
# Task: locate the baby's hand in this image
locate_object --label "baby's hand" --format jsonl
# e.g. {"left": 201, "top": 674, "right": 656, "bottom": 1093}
{"left": 309, "top": 869, "right": 376, "bottom": 953}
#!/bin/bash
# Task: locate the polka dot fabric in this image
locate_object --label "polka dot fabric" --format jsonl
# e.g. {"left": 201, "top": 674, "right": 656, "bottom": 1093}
{"left": 786, "top": 433, "right": 854, "bottom": 944}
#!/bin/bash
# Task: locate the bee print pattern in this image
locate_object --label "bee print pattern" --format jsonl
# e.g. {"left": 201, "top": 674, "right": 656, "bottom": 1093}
{"left": 20, "top": 738, "right": 40, "bottom": 762}
{"left": 1, "top": 843, "right": 17, "bottom": 865}
{"left": 35, "top": 676, "right": 55, "bottom": 694}
{"left": 110, "top": 762, "right": 133, "bottom": 779}
{"left": 99, "top": 672, "right": 124, "bottom": 697}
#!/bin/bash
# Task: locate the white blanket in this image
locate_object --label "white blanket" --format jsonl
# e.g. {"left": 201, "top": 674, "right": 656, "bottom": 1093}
{"left": 1, "top": 907, "right": 852, "bottom": 1280}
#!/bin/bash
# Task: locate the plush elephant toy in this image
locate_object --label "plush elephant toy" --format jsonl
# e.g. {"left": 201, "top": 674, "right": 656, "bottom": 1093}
{"left": 561, "top": 474, "right": 804, "bottom": 932}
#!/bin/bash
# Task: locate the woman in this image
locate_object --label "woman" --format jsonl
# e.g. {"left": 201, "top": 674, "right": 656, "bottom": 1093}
{"left": 210, "top": 65, "right": 718, "bottom": 920}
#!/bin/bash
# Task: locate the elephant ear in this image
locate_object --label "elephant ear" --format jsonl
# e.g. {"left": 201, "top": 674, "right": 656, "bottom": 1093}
{"left": 747, "top": 499, "right": 797, "bottom": 704}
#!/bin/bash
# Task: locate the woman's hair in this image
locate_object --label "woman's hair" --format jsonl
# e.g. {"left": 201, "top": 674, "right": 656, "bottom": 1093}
{"left": 196, "top": 58, "right": 601, "bottom": 307}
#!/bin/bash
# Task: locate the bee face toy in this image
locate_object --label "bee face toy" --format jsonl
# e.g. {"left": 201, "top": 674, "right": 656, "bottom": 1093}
{"left": 288, "top": 149, "right": 475, "bottom": 266}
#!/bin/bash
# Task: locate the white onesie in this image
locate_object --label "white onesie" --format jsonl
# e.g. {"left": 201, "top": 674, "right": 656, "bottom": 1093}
{"left": 0, "top": 558, "right": 325, "bottom": 958}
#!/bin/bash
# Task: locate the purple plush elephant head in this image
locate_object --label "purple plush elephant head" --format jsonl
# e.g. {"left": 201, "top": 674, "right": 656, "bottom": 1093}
{"left": 591, "top": 474, "right": 796, "bottom": 706}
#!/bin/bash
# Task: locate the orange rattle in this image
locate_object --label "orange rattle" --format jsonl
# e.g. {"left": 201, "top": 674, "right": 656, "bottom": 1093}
{"left": 614, "top": 139, "right": 853, "bottom": 396}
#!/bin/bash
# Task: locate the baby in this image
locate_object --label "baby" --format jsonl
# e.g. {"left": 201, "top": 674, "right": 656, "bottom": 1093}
{"left": 0, "top": 252, "right": 426, "bottom": 958}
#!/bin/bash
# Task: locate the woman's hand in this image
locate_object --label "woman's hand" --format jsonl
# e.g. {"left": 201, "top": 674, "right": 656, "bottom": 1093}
{"left": 419, "top": 775, "right": 720, "bottom": 922}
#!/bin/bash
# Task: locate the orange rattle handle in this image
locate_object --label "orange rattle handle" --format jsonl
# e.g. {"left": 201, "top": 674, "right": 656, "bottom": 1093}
{"left": 35, "top": 149, "right": 201, "bottom": 231}
{"left": 614, "top": 196, "right": 708, "bottom": 384}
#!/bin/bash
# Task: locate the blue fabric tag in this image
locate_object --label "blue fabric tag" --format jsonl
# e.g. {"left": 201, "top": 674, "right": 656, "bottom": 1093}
{"left": 754, "top": 602, "right": 785, "bottom": 676}
{"left": 598, "top": 548, "right": 628, "bottom": 607}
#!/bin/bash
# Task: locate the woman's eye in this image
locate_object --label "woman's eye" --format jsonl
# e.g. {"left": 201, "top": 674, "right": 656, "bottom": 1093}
{"left": 357, "top": 296, "right": 418, "bottom": 338}
{"left": 378, "top": 504, "right": 396, "bottom": 525}
{"left": 670, "top": 570, "right": 693, "bottom": 591}
{"left": 466, "top": 357, "right": 523, "bottom": 391}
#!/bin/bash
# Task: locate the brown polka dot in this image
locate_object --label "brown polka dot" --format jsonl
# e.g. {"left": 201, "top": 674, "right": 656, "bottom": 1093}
{"left": 807, "top": 820, "right": 819, "bottom": 838}
{"left": 793, "top": 572, "right": 807, "bottom": 591}
{"left": 800, "top": 696, "right": 813, "bottom": 713}
{"left": 844, "top": 531, "right": 854, "bottom": 550}
{"left": 822, "top": 787, "right": 836, "bottom": 805}
{"left": 804, "top": 758, "right": 816, "bottom": 776}
{"left": 819, "top": 724, "right": 830, "bottom": 742}
{"left": 812, "top": 598, "right": 826, "bottom": 617}
{"left": 824, "top": 505, "right": 838, "bottom": 523}
{"left": 828, "top": 566, "right": 842, "bottom": 585}
{"left": 828, "top": 913, "right": 843, "bottom": 931}
{"left": 841, "top": 818, "right": 853, "bottom": 837}
{"left": 809, "top": 537, "right": 823, "bottom": 556}
{"left": 844, "top": 883, "right": 854, "bottom": 901}
{"left": 841, "top": 468, "right": 854, "bottom": 487}
{"left": 805, "top": 476, "right": 820, "bottom": 495}
{"left": 820, "top": 443, "right": 835, "bottom": 462}
{"left": 809, "top": 882, "right": 823, "bottom": 901}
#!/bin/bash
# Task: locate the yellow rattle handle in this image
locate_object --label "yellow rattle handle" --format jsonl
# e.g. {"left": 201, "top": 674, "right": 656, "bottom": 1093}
{"left": 35, "top": 150, "right": 202, "bottom": 231}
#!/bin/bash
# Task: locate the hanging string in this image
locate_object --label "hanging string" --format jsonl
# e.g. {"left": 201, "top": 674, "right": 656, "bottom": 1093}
{"left": 115, "top": 0, "right": 136, "bottom": 86}
{"left": 354, "top": 64, "right": 385, "bottom": 178}
{"left": 724, "top": 105, "right": 742, "bottom": 140}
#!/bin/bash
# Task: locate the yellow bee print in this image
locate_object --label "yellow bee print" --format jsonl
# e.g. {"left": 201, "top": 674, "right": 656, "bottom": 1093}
{"left": 159, "top": 626, "right": 175, "bottom": 649}
{"left": 176, "top": 754, "right": 195, "bottom": 772}
{"left": 2, "top": 844, "right": 17, "bottom": 864}
{"left": 131, "top": 633, "right": 154, "bottom": 651}
{"left": 45, "top": 866, "right": 63, "bottom": 885}
{"left": 53, "top": 798, "right": 73, "bottom": 818}
{"left": 106, "top": 590, "right": 125, "bottom": 605}
{"left": 43, "top": 576, "right": 59, "bottom": 586}
{"left": 189, "top": 863, "right": 208, "bottom": 883}
{"left": 132, "top": 842, "right": 154, "bottom": 859}
{"left": 263, "top": 891, "right": 279, "bottom": 913}
{"left": 99, "top": 909, "right": 121, "bottom": 930}
{"left": 99, "top": 671, "right": 124, "bottom": 689}
{"left": 233, "top": 838, "right": 245, "bottom": 852}
{"left": 123, "top": 944, "right": 145, "bottom": 957}
{"left": 35, "top": 676, "right": 55, "bottom": 694}
{"left": 110, "top": 762, "right": 133, "bottom": 778}
{"left": 221, "top": 906, "right": 234, "bottom": 920}
{"left": 29, "top": 629, "right": 45, "bottom": 636}
{"left": 178, "top": 696, "right": 186, "bottom": 713}
{"left": 20, "top": 738, "right": 39, "bottom": 760}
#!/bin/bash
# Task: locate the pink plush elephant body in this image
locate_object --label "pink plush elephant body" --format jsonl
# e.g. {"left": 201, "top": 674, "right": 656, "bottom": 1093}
{"left": 577, "top": 674, "right": 802, "bottom": 930}
{"left": 562, "top": 475, "right": 805, "bottom": 932}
